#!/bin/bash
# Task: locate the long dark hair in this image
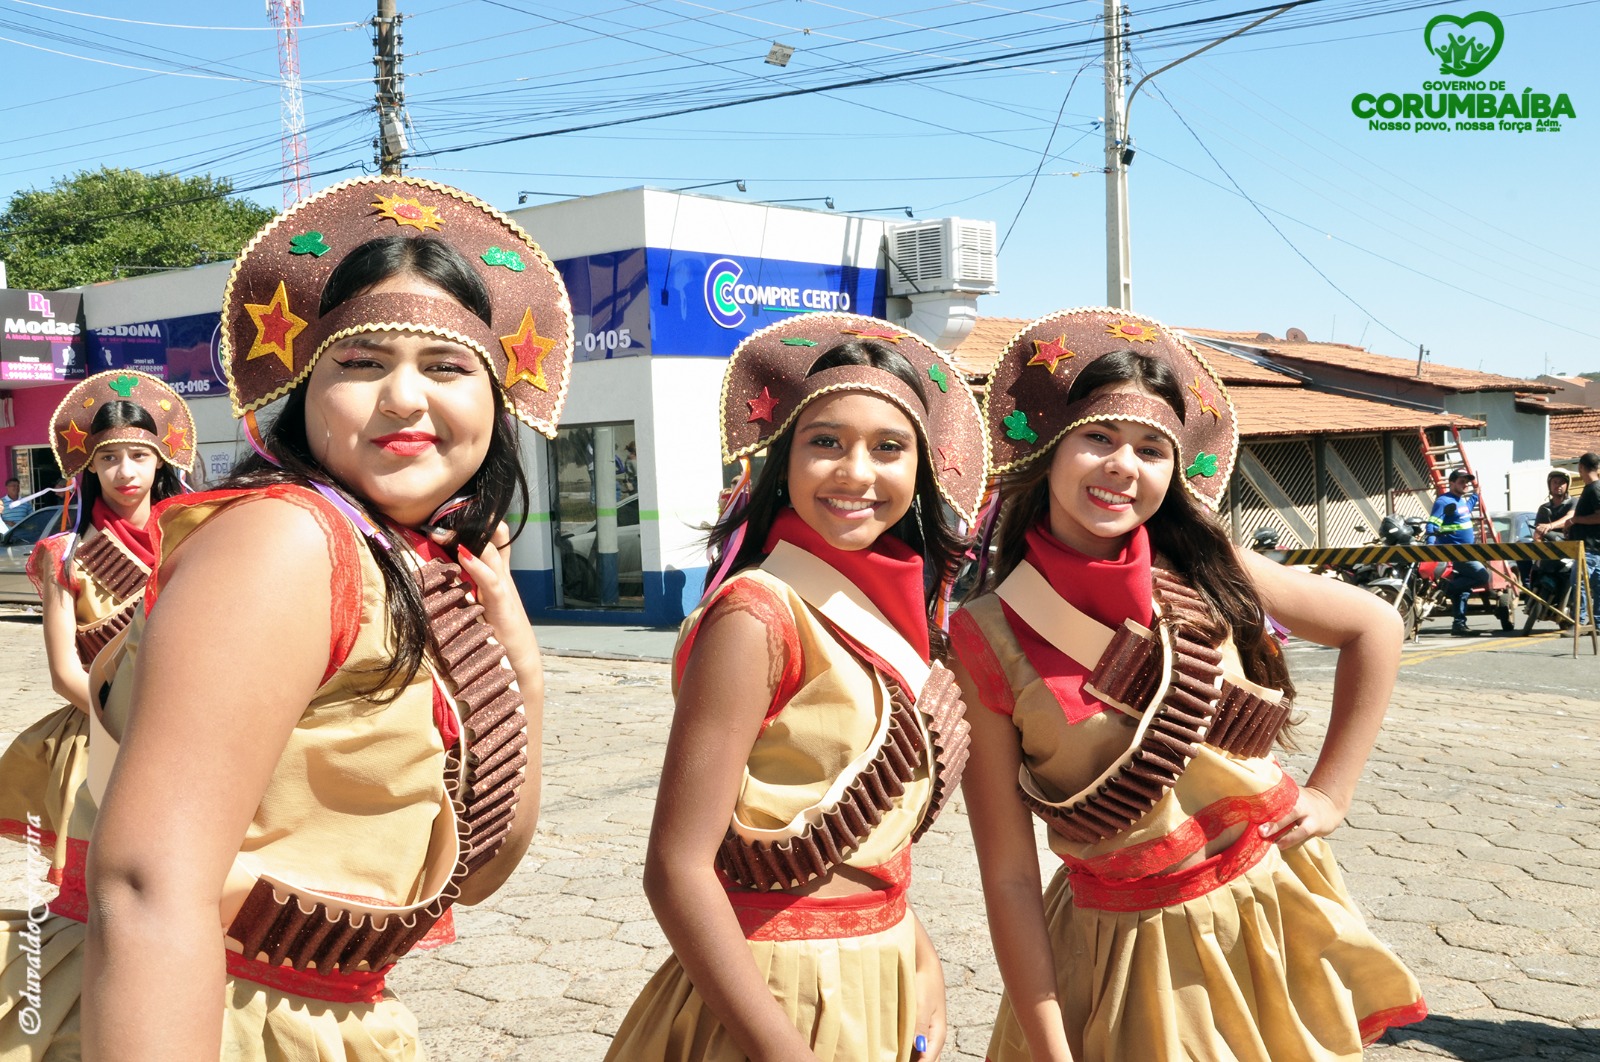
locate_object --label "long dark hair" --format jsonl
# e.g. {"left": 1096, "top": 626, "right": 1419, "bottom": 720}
{"left": 226, "top": 235, "right": 528, "bottom": 698}
{"left": 705, "top": 339, "right": 968, "bottom": 649}
{"left": 987, "top": 349, "right": 1293, "bottom": 701}
{"left": 74, "top": 400, "right": 186, "bottom": 535}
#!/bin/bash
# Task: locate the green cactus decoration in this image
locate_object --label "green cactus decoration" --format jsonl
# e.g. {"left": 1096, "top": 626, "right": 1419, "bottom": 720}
{"left": 1003, "top": 409, "right": 1038, "bottom": 444}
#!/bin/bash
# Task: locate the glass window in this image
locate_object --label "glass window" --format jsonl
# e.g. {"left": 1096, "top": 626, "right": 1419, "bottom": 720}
{"left": 548, "top": 421, "right": 642, "bottom": 610}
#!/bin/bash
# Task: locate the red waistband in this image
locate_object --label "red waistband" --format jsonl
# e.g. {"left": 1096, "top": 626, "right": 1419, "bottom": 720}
{"left": 724, "top": 848, "right": 911, "bottom": 942}
{"left": 1063, "top": 774, "right": 1300, "bottom": 912}
{"left": 225, "top": 948, "right": 394, "bottom": 1004}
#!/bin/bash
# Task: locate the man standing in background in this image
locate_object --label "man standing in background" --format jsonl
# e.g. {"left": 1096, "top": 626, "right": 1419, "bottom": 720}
{"left": 1541, "top": 453, "right": 1600, "bottom": 625}
{"left": 1427, "top": 468, "right": 1490, "bottom": 636}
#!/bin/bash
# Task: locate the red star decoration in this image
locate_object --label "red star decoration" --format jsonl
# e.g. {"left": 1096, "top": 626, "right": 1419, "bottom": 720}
{"left": 243, "top": 281, "right": 308, "bottom": 371}
{"left": 162, "top": 422, "right": 188, "bottom": 457}
{"left": 938, "top": 446, "right": 961, "bottom": 476}
{"left": 499, "top": 308, "right": 556, "bottom": 392}
{"left": 1188, "top": 378, "right": 1221, "bottom": 421}
{"left": 61, "top": 419, "right": 88, "bottom": 454}
{"left": 841, "top": 327, "right": 904, "bottom": 343}
{"left": 1027, "top": 334, "right": 1075, "bottom": 372}
{"left": 746, "top": 387, "right": 779, "bottom": 423}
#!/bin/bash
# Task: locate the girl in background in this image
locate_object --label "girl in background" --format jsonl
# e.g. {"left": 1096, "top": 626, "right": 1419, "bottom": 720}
{"left": 0, "top": 369, "right": 194, "bottom": 882}
{"left": 950, "top": 308, "right": 1425, "bottom": 1062}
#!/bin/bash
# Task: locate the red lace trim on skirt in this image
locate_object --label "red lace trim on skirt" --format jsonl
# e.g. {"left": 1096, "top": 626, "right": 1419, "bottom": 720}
{"left": 47, "top": 838, "right": 89, "bottom": 922}
{"left": 1062, "top": 775, "right": 1300, "bottom": 912}
{"left": 724, "top": 848, "right": 911, "bottom": 941}
{"left": 1359, "top": 998, "right": 1429, "bottom": 1044}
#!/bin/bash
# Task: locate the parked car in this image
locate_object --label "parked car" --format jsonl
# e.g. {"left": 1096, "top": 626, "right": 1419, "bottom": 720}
{"left": 0, "top": 506, "right": 65, "bottom": 605}
{"left": 557, "top": 494, "right": 643, "bottom": 602}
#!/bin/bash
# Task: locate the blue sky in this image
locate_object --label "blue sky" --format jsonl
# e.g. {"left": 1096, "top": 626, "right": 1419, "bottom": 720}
{"left": 1, "top": 0, "right": 1594, "bottom": 377}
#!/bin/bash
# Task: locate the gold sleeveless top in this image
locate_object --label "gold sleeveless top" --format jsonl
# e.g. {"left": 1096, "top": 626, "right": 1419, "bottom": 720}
{"left": 675, "top": 567, "right": 937, "bottom": 880}
{"left": 100, "top": 486, "right": 456, "bottom": 924}
{"left": 955, "top": 592, "right": 1288, "bottom": 863}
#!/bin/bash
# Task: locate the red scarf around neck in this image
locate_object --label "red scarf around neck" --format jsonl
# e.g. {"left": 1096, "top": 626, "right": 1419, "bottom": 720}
{"left": 1002, "top": 521, "right": 1153, "bottom": 724}
{"left": 92, "top": 497, "right": 156, "bottom": 569}
{"left": 763, "top": 507, "right": 931, "bottom": 664}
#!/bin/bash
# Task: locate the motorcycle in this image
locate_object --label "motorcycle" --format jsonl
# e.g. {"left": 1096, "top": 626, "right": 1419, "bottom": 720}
{"left": 1362, "top": 516, "right": 1433, "bottom": 640}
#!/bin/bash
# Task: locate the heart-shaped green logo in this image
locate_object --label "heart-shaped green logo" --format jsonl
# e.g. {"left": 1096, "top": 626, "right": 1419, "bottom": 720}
{"left": 1424, "top": 11, "right": 1504, "bottom": 78}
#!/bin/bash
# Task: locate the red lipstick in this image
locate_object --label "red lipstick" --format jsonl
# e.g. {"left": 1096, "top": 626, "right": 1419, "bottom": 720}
{"left": 373, "top": 430, "right": 440, "bottom": 456}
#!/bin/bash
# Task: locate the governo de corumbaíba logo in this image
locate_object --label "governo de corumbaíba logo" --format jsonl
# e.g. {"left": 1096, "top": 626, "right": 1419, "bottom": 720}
{"left": 1351, "top": 8, "right": 1576, "bottom": 134}
{"left": 1426, "top": 11, "right": 1503, "bottom": 77}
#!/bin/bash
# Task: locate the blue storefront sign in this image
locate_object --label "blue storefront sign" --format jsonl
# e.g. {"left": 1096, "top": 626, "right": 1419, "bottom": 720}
{"left": 88, "top": 312, "right": 225, "bottom": 396}
{"left": 555, "top": 248, "right": 652, "bottom": 362}
{"left": 647, "top": 249, "right": 885, "bottom": 356}
{"left": 63, "top": 247, "right": 882, "bottom": 388}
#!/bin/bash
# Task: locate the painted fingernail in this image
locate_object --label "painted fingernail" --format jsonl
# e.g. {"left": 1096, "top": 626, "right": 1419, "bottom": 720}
{"left": 915, "top": 1034, "right": 927, "bottom": 1053}
{"left": 458, "top": 546, "right": 476, "bottom": 563}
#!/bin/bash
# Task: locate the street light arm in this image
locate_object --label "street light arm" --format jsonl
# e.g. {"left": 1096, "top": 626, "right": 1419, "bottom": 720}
{"left": 1125, "top": 1, "right": 1306, "bottom": 133}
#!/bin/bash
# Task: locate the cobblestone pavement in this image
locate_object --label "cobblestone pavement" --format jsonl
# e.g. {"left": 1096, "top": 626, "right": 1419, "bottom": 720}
{"left": 2, "top": 612, "right": 1598, "bottom": 1060}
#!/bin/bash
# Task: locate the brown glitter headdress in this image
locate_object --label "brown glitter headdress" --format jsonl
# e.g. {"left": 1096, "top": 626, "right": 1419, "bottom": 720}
{"left": 221, "top": 176, "right": 574, "bottom": 437}
{"left": 50, "top": 369, "right": 197, "bottom": 479}
{"left": 983, "top": 307, "right": 1237, "bottom": 509}
{"left": 720, "top": 312, "right": 988, "bottom": 523}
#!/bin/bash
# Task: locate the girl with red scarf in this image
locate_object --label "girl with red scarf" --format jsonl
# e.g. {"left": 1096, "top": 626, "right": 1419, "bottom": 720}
{"left": 950, "top": 309, "right": 1425, "bottom": 1062}
{"left": 605, "top": 314, "right": 986, "bottom": 1062}
{"left": 0, "top": 369, "right": 195, "bottom": 882}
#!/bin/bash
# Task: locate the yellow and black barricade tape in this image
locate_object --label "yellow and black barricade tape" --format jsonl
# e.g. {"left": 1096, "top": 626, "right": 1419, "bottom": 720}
{"left": 1263, "top": 540, "right": 1599, "bottom": 657}
{"left": 1265, "top": 541, "right": 1585, "bottom": 566}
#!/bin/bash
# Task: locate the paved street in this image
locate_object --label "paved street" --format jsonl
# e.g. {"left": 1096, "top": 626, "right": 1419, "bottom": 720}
{"left": 2, "top": 609, "right": 1598, "bottom": 1060}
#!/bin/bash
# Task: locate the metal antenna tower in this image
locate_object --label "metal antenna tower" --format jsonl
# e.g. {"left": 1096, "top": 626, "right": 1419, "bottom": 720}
{"left": 267, "top": 0, "right": 310, "bottom": 208}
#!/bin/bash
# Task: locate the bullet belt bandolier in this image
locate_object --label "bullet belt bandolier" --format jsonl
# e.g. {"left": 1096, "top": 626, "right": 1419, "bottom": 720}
{"left": 998, "top": 562, "right": 1292, "bottom": 845}
{"left": 710, "top": 541, "right": 973, "bottom": 893}
{"left": 67, "top": 531, "right": 151, "bottom": 664}
{"left": 225, "top": 555, "right": 528, "bottom": 975}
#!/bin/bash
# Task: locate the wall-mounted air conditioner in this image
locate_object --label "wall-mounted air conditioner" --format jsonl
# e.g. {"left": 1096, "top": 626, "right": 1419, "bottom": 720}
{"left": 886, "top": 218, "right": 998, "bottom": 297}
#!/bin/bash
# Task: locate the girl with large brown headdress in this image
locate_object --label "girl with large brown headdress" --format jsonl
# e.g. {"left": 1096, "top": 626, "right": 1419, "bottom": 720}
{"left": 605, "top": 313, "right": 985, "bottom": 1062}
{"left": 951, "top": 308, "right": 1425, "bottom": 1061}
{"left": 20, "top": 177, "right": 573, "bottom": 1061}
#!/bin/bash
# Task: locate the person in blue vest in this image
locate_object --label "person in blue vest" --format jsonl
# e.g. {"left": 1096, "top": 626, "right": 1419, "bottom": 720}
{"left": 1427, "top": 468, "right": 1490, "bottom": 636}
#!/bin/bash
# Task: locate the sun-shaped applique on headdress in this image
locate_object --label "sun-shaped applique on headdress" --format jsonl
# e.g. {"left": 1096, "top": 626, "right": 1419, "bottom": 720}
{"left": 1105, "top": 319, "right": 1157, "bottom": 343}
{"left": 372, "top": 193, "right": 444, "bottom": 232}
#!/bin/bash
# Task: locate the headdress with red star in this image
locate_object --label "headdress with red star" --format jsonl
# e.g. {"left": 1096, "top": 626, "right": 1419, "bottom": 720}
{"left": 719, "top": 312, "right": 987, "bottom": 523}
{"left": 50, "top": 370, "right": 197, "bottom": 480}
{"left": 221, "top": 176, "right": 574, "bottom": 438}
{"left": 982, "top": 307, "right": 1237, "bottom": 510}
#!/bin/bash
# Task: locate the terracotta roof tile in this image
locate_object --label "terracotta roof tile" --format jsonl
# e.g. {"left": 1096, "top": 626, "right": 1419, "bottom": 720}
{"left": 1232, "top": 386, "right": 1480, "bottom": 438}
{"left": 946, "top": 316, "right": 1029, "bottom": 377}
{"left": 1550, "top": 410, "right": 1600, "bottom": 461}
{"left": 1183, "top": 328, "right": 1557, "bottom": 395}
{"left": 1515, "top": 393, "right": 1590, "bottom": 415}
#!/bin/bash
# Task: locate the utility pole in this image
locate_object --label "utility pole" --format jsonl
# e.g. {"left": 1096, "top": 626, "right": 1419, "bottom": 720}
{"left": 374, "top": 0, "right": 407, "bottom": 175}
{"left": 1103, "top": 0, "right": 1132, "bottom": 310}
{"left": 1103, "top": 2, "right": 1300, "bottom": 313}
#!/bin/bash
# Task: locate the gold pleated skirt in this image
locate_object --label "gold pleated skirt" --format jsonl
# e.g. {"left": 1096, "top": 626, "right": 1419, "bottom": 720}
{"left": 986, "top": 838, "right": 1425, "bottom": 1062}
{"left": 0, "top": 708, "right": 90, "bottom": 882}
{"left": 0, "top": 911, "right": 83, "bottom": 1062}
{"left": 219, "top": 977, "right": 425, "bottom": 1062}
{"left": 605, "top": 909, "right": 919, "bottom": 1062}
